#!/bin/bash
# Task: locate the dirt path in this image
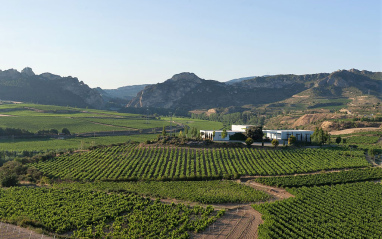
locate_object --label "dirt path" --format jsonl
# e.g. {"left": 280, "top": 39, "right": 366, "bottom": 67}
{"left": 244, "top": 181, "right": 295, "bottom": 200}
{"left": 0, "top": 222, "right": 54, "bottom": 239}
{"left": 193, "top": 205, "right": 262, "bottom": 239}
{"left": 329, "top": 127, "right": 381, "bottom": 135}
{"left": 191, "top": 181, "right": 294, "bottom": 239}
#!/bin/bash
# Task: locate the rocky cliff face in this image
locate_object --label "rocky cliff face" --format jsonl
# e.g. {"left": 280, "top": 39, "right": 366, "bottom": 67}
{"left": 128, "top": 72, "right": 215, "bottom": 108}
{"left": 127, "top": 70, "right": 381, "bottom": 110}
{"left": 0, "top": 67, "right": 104, "bottom": 109}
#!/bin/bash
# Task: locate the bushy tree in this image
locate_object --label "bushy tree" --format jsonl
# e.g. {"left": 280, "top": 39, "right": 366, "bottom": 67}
{"left": 271, "top": 139, "right": 279, "bottom": 148}
{"left": 62, "top": 128, "right": 71, "bottom": 135}
{"left": 221, "top": 129, "right": 227, "bottom": 139}
{"left": 245, "top": 126, "right": 264, "bottom": 142}
{"left": 0, "top": 161, "right": 26, "bottom": 187}
{"left": 245, "top": 137, "right": 254, "bottom": 146}
{"left": 336, "top": 136, "right": 342, "bottom": 144}
{"left": 288, "top": 135, "right": 296, "bottom": 146}
{"left": 162, "top": 126, "right": 166, "bottom": 136}
{"left": 311, "top": 127, "right": 330, "bottom": 145}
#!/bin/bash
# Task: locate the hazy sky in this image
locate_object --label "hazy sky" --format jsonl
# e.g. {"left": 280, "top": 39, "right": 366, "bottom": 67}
{"left": 0, "top": 0, "right": 381, "bottom": 89}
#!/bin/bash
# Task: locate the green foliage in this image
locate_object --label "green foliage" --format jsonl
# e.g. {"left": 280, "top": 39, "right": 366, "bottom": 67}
{"left": 229, "top": 132, "right": 246, "bottom": 140}
{"left": 33, "top": 145, "right": 369, "bottom": 181}
{"left": 0, "top": 187, "right": 222, "bottom": 237}
{"left": 245, "top": 126, "right": 264, "bottom": 141}
{"left": 53, "top": 180, "right": 270, "bottom": 204}
{"left": 0, "top": 161, "right": 25, "bottom": 187}
{"left": 345, "top": 136, "right": 380, "bottom": 144}
{"left": 311, "top": 127, "right": 330, "bottom": 145}
{"left": 245, "top": 137, "right": 254, "bottom": 146}
{"left": 162, "top": 126, "right": 166, "bottom": 136}
{"left": 61, "top": 128, "right": 70, "bottom": 135}
{"left": 253, "top": 182, "right": 382, "bottom": 238}
{"left": 271, "top": 139, "right": 279, "bottom": 148}
{"left": 288, "top": 135, "right": 296, "bottom": 145}
{"left": 221, "top": 129, "right": 227, "bottom": 139}
{"left": 0, "top": 172, "right": 18, "bottom": 187}
{"left": 335, "top": 136, "right": 342, "bottom": 144}
{"left": 254, "top": 167, "right": 382, "bottom": 187}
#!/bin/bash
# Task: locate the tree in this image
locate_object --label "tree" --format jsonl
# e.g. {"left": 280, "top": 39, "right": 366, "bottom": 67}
{"left": 336, "top": 136, "right": 342, "bottom": 144}
{"left": 0, "top": 161, "right": 25, "bottom": 187}
{"left": 245, "top": 137, "right": 254, "bottom": 146}
{"left": 288, "top": 135, "right": 296, "bottom": 146}
{"left": 184, "top": 126, "right": 188, "bottom": 137}
{"left": 245, "top": 126, "right": 264, "bottom": 142}
{"left": 162, "top": 126, "right": 166, "bottom": 136}
{"left": 212, "top": 130, "right": 216, "bottom": 139}
{"left": 221, "top": 129, "right": 227, "bottom": 139}
{"left": 311, "top": 127, "right": 329, "bottom": 145}
{"left": 271, "top": 139, "right": 279, "bottom": 148}
{"left": 179, "top": 130, "right": 183, "bottom": 138}
{"left": 62, "top": 128, "right": 71, "bottom": 135}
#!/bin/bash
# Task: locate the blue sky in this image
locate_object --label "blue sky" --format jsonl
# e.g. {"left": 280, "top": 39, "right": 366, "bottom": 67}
{"left": 0, "top": 0, "right": 381, "bottom": 88}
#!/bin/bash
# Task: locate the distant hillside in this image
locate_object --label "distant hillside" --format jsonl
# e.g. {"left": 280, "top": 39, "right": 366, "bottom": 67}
{"left": 225, "top": 76, "right": 255, "bottom": 85}
{"left": 0, "top": 67, "right": 104, "bottom": 108}
{"left": 100, "top": 84, "right": 149, "bottom": 100}
{"left": 127, "top": 69, "right": 381, "bottom": 111}
{"left": 225, "top": 75, "right": 271, "bottom": 85}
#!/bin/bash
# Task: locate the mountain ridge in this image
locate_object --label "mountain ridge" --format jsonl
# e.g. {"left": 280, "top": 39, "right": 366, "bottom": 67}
{"left": 127, "top": 69, "right": 382, "bottom": 111}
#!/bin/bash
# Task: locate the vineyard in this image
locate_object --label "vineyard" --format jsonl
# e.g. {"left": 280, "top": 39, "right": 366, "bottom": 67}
{"left": 33, "top": 144, "right": 369, "bottom": 181}
{"left": 0, "top": 187, "right": 223, "bottom": 238}
{"left": 253, "top": 182, "right": 382, "bottom": 239}
{"left": 253, "top": 167, "right": 382, "bottom": 187}
{"left": 52, "top": 180, "right": 270, "bottom": 204}
{"left": 344, "top": 135, "right": 380, "bottom": 144}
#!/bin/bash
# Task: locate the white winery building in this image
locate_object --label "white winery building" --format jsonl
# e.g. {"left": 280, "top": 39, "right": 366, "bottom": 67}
{"left": 200, "top": 125, "right": 254, "bottom": 141}
{"left": 263, "top": 130, "right": 314, "bottom": 143}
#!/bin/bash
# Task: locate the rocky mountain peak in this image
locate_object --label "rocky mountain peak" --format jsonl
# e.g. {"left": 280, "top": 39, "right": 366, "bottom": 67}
{"left": 21, "top": 67, "right": 35, "bottom": 76}
{"left": 167, "top": 72, "right": 202, "bottom": 83}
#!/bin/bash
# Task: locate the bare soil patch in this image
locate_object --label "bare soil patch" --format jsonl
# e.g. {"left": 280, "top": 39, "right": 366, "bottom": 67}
{"left": 0, "top": 222, "right": 54, "bottom": 239}
{"left": 0, "top": 114, "right": 13, "bottom": 117}
{"left": 192, "top": 205, "right": 262, "bottom": 239}
{"left": 329, "top": 127, "right": 381, "bottom": 135}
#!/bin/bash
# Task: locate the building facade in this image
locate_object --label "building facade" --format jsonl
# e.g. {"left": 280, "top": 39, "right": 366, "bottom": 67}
{"left": 263, "top": 130, "right": 313, "bottom": 143}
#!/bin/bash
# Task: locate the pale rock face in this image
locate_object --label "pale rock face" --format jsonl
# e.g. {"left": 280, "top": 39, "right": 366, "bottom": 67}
{"left": 128, "top": 72, "right": 205, "bottom": 108}
{"left": 21, "top": 67, "right": 35, "bottom": 76}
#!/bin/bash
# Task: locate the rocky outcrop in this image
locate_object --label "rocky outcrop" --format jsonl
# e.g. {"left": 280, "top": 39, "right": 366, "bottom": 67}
{"left": 128, "top": 72, "right": 216, "bottom": 108}
{"left": 0, "top": 67, "right": 104, "bottom": 109}
{"left": 127, "top": 69, "right": 381, "bottom": 110}
{"left": 21, "top": 67, "right": 35, "bottom": 76}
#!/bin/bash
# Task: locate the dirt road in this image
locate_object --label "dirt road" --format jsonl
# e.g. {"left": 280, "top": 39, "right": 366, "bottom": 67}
{"left": 0, "top": 222, "right": 54, "bottom": 239}
{"left": 192, "top": 180, "right": 294, "bottom": 239}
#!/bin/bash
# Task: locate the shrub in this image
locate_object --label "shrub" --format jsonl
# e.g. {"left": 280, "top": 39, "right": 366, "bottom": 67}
{"left": 0, "top": 173, "right": 18, "bottom": 187}
{"left": 229, "top": 133, "right": 247, "bottom": 141}
{"left": 336, "top": 136, "right": 342, "bottom": 144}
{"left": 271, "top": 139, "right": 279, "bottom": 148}
{"left": 245, "top": 137, "right": 254, "bottom": 146}
{"left": 288, "top": 135, "right": 296, "bottom": 146}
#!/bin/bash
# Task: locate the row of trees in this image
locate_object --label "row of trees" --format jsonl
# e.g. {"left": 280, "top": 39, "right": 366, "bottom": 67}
{"left": 0, "top": 127, "right": 70, "bottom": 136}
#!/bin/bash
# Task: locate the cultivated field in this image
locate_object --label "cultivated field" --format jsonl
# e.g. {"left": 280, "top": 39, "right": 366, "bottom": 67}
{"left": 33, "top": 145, "right": 369, "bottom": 181}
